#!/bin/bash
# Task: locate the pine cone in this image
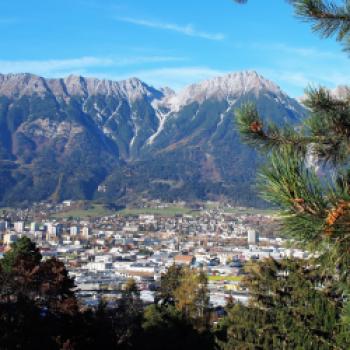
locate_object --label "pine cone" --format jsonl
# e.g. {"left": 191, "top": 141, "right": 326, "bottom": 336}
{"left": 249, "top": 121, "right": 262, "bottom": 133}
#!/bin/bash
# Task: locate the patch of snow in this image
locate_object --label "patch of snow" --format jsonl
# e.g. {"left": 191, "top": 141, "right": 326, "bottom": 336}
{"left": 217, "top": 97, "right": 237, "bottom": 127}
{"left": 147, "top": 100, "right": 171, "bottom": 145}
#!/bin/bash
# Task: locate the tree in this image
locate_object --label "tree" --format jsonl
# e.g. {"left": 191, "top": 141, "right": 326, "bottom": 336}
{"left": 293, "top": 0, "right": 350, "bottom": 52}
{"left": 235, "top": 55, "right": 350, "bottom": 275}
{"left": 156, "top": 265, "right": 210, "bottom": 330}
{"left": 115, "top": 278, "right": 144, "bottom": 348}
{"left": 173, "top": 267, "right": 209, "bottom": 328}
{"left": 1, "top": 236, "right": 42, "bottom": 273}
{"left": 119, "top": 278, "right": 143, "bottom": 314}
{"left": 234, "top": 0, "right": 350, "bottom": 301}
{"left": 0, "top": 295, "right": 59, "bottom": 350}
{"left": 0, "top": 239, "right": 77, "bottom": 312}
{"left": 156, "top": 264, "right": 184, "bottom": 305}
{"left": 36, "top": 258, "right": 77, "bottom": 315}
{"left": 142, "top": 304, "right": 216, "bottom": 350}
{"left": 234, "top": 1, "right": 350, "bottom": 50}
{"left": 216, "top": 258, "right": 345, "bottom": 349}
{"left": 0, "top": 239, "right": 78, "bottom": 349}
{"left": 227, "top": 1, "right": 350, "bottom": 348}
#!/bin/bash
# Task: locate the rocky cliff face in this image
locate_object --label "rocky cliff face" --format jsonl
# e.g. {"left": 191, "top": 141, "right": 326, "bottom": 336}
{"left": 0, "top": 71, "right": 307, "bottom": 207}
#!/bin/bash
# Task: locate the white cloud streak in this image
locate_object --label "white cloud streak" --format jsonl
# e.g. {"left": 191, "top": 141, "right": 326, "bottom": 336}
{"left": 116, "top": 17, "right": 225, "bottom": 41}
{"left": 252, "top": 42, "right": 341, "bottom": 60}
{"left": 240, "top": 41, "right": 350, "bottom": 96}
{"left": 256, "top": 67, "right": 350, "bottom": 97}
{"left": 114, "top": 66, "right": 227, "bottom": 90}
{"left": 0, "top": 56, "right": 185, "bottom": 76}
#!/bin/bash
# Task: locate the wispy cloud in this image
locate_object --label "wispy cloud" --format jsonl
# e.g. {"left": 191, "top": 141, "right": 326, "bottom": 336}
{"left": 232, "top": 41, "right": 350, "bottom": 96}
{"left": 0, "top": 57, "right": 114, "bottom": 75}
{"left": 0, "top": 55, "right": 185, "bottom": 77}
{"left": 256, "top": 67, "right": 350, "bottom": 97}
{"left": 114, "top": 66, "right": 227, "bottom": 90}
{"left": 116, "top": 17, "right": 225, "bottom": 41}
{"left": 257, "top": 68, "right": 311, "bottom": 89}
{"left": 251, "top": 42, "right": 341, "bottom": 60}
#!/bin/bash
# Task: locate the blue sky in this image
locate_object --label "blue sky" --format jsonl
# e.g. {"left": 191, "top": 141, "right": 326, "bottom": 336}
{"left": 1, "top": 0, "right": 350, "bottom": 96}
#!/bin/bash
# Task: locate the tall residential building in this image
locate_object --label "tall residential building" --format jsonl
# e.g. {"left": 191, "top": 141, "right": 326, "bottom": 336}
{"left": 46, "top": 223, "right": 63, "bottom": 238}
{"left": 14, "top": 221, "right": 24, "bottom": 233}
{"left": 30, "top": 222, "right": 39, "bottom": 232}
{"left": 82, "top": 226, "right": 91, "bottom": 238}
{"left": 70, "top": 226, "right": 80, "bottom": 236}
{"left": 247, "top": 229, "right": 259, "bottom": 244}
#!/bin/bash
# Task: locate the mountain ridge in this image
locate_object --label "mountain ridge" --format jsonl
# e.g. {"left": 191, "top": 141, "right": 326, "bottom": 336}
{"left": 0, "top": 70, "right": 307, "bottom": 207}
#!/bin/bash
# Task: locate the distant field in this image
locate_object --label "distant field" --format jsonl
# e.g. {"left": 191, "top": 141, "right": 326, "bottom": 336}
{"left": 27, "top": 201, "right": 277, "bottom": 219}
{"left": 220, "top": 207, "right": 277, "bottom": 216}
{"left": 51, "top": 204, "right": 115, "bottom": 219}
{"left": 118, "top": 206, "right": 194, "bottom": 217}
{"left": 0, "top": 207, "right": 13, "bottom": 213}
{"left": 201, "top": 203, "right": 277, "bottom": 216}
{"left": 52, "top": 204, "right": 195, "bottom": 219}
{"left": 208, "top": 275, "right": 243, "bottom": 282}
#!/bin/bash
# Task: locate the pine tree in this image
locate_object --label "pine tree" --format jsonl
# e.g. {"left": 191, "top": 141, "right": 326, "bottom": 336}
{"left": 235, "top": 0, "right": 350, "bottom": 280}
{"left": 115, "top": 278, "right": 144, "bottom": 348}
{"left": 1, "top": 236, "right": 42, "bottom": 273}
{"left": 223, "top": 1, "right": 350, "bottom": 348}
{"left": 156, "top": 264, "right": 184, "bottom": 305}
{"left": 216, "top": 258, "right": 344, "bottom": 349}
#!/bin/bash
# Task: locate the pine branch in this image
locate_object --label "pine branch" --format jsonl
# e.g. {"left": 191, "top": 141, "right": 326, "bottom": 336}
{"left": 237, "top": 88, "right": 350, "bottom": 163}
{"left": 293, "top": 0, "right": 350, "bottom": 49}
{"left": 303, "top": 87, "right": 350, "bottom": 162}
{"left": 235, "top": 103, "right": 311, "bottom": 153}
{"left": 258, "top": 148, "right": 328, "bottom": 216}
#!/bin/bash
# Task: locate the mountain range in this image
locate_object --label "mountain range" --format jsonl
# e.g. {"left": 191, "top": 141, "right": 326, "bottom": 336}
{"left": 0, "top": 70, "right": 307, "bottom": 207}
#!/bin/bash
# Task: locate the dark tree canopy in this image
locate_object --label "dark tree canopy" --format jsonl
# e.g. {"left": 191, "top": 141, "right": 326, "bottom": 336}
{"left": 1, "top": 236, "right": 42, "bottom": 273}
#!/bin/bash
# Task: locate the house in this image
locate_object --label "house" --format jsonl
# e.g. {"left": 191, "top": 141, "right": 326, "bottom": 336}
{"left": 174, "top": 255, "right": 195, "bottom": 266}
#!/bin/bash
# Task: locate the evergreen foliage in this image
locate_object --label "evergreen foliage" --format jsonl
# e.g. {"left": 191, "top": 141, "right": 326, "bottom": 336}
{"left": 156, "top": 265, "right": 210, "bottom": 330}
{"left": 230, "top": 1, "right": 350, "bottom": 349}
{"left": 1, "top": 236, "right": 42, "bottom": 273}
{"left": 216, "top": 258, "right": 345, "bottom": 349}
{"left": 0, "top": 240, "right": 215, "bottom": 349}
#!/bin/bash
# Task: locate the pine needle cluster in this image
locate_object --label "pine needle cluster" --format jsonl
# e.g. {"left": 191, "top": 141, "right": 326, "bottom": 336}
{"left": 237, "top": 82, "right": 350, "bottom": 280}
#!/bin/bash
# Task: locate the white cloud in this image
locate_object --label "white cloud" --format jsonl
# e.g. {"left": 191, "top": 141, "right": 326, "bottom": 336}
{"left": 0, "top": 57, "right": 113, "bottom": 75}
{"left": 255, "top": 67, "right": 350, "bottom": 97}
{"left": 252, "top": 42, "right": 341, "bottom": 60}
{"left": 242, "top": 41, "right": 350, "bottom": 96}
{"left": 114, "top": 66, "right": 227, "bottom": 90}
{"left": 116, "top": 17, "right": 225, "bottom": 41}
{"left": 257, "top": 69, "right": 311, "bottom": 89}
{"left": 0, "top": 56, "right": 184, "bottom": 77}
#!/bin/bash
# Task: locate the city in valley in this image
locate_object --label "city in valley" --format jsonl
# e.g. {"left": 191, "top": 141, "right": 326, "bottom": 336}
{"left": 0, "top": 200, "right": 308, "bottom": 309}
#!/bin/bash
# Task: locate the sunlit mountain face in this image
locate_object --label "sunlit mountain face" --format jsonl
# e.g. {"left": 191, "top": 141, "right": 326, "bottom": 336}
{"left": 0, "top": 71, "right": 306, "bottom": 207}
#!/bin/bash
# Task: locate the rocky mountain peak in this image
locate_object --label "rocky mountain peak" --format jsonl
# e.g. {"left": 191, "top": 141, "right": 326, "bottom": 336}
{"left": 116, "top": 77, "right": 162, "bottom": 101}
{"left": 159, "top": 86, "right": 176, "bottom": 96}
{"left": 163, "top": 70, "right": 285, "bottom": 111}
{"left": 0, "top": 69, "right": 307, "bottom": 207}
{"left": 0, "top": 73, "right": 49, "bottom": 97}
{"left": 0, "top": 73, "right": 163, "bottom": 102}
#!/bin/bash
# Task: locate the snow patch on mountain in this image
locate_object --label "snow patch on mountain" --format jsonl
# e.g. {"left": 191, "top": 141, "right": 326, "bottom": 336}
{"left": 147, "top": 100, "right": 172, "bottom": 145}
